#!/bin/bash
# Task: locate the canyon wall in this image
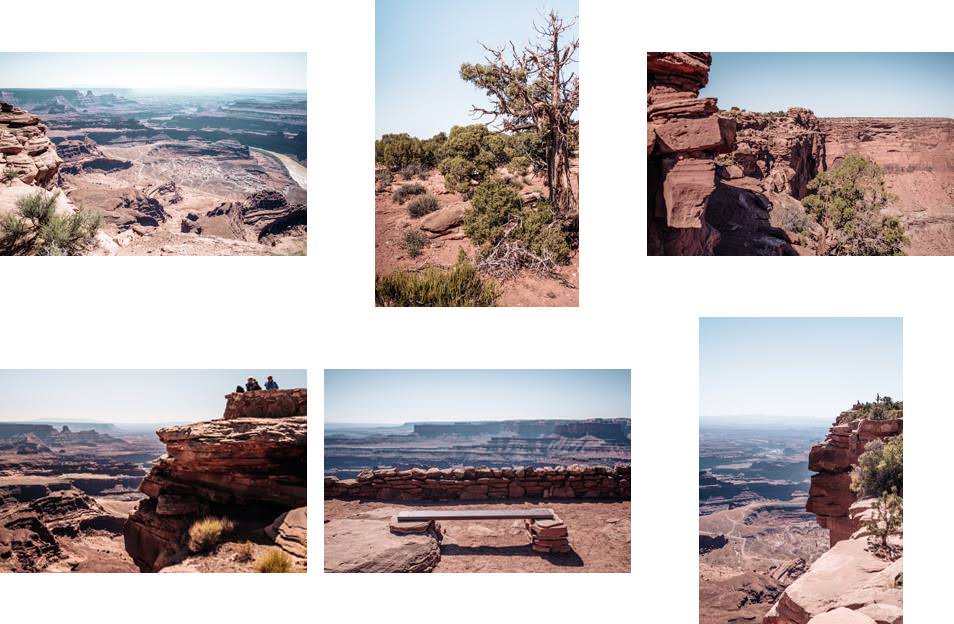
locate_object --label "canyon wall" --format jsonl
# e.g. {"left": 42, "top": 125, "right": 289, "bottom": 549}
{"left": 124, "top": 388, "right": 307, "bottom": 571}
{"left": 822, "top": 117, "right": 954, "bottom": 254}
{"left": 806, "top": 407, "right": 902, "bottom": 546}
{"left": 325, "top": 464, "right": 630, "bottom": 501}
{"left": 647, "top": 52, "right": 735, "bottom": 255}
{"left": 0, "top": 102, "right": 62, "bottom": 188}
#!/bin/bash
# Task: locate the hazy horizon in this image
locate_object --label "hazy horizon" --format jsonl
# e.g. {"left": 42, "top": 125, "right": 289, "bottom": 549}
{"left": 0, "top": 53, "right": 306, "bottom": 90}
{"left": 702, "top": 52, "right": 954, "bottom": 118}
{"left": 325, "top": 370, "right": 630, "bottom": 425}
{"left": 0, "top": 370, "right": 307, "bottom": 424}
{"left": 375, "top": 0, "right": 578, "bottom": 138}
{"left": 700, "top": 318, "right": 902, "bottom": 422}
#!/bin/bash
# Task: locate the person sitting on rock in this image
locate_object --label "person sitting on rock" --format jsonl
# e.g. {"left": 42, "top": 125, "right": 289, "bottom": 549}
{"left": 245, "top": 377, "right": 262, "bottom": 392}
{"left": 264, "top": 375, "right": 279, "bottom": 390}
{"left": 235, "top": 385, "right": 245, "bottom": 393}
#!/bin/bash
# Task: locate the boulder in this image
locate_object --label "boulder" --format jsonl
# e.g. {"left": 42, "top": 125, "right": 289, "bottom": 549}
{"left": 324, "top": 517, "right": 440, "bottom": 573}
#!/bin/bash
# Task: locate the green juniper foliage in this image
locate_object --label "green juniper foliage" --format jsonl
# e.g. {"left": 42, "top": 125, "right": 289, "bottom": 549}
{"left": 802, "top": 155, "right": 908, "bottom": 255}
{"left": 0, "top": 190, "right": 101, "bottom": 256}
{"left": 865, "top": 488, "right": 902, "bottom": 552}
{"left": 851, "top": 435, "right": 903, "bottom": 499}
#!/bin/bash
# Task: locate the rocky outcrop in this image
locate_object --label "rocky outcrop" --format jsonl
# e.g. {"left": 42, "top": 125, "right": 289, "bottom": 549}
{"left": 325, "top": 507, "right": 442, "bottom": 573}
{"left": 764, "top": 513, "right": 902, "bottom": 624}
{"left": 0, "top": 102, "right": 62, "bottom": 188}
{"left": 199, "top": 190, "right": 306, "bottom": 242}
{"left": 112, "top": 189, "right": 168, "bottom": 229}
{"left": 223, "top": 388, "right": 307, "bottom": 420}
{"left": 147, "top": 139, "right": 250, "bottom": 160}
{"left": 647, "top": 53, "right": 736, "bottom": 255}
{"left": 325, "top": 464, "right": 630, "bottom": 501}
{"left": 806, "top": 407, "right": 902, "bottom": 546}
{"left": 124, "top": 388, "right": 307, "bottom": 571}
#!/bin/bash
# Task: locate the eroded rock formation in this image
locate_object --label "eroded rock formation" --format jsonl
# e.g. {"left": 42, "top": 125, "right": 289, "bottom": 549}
{"left": 806, "top": 406, "right": 902, "bottom": 546}
{"left": 325, "top": 464, "right": 630, "bottom": 501}
{"left": 0, "top": 102, "right": 62, "bottom": 188}
{"left": 199, "top": 189, "right": 306, "bottom": 242}
{"left": 647, "top": 53, "right": 736, "bottom": 255}
{"left": 124, "top": 388, "right": 307, "bottom": 571}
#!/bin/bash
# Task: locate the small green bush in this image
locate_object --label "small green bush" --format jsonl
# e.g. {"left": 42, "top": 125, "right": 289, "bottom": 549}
{"left": 851, "top": 435, "right": 902, "bottom": 498}
{"left": 511, "top": 201, "right": 571, "bottom": 264}
{"left": 865, "top": 489, "right": 902, "bottom": 553}
{"left": 187, "top": 516, "right": 235, "bottom": 553}
{"left": 391, "top": 183, "right": 425, "bottom": 205}
{"left": 399, "top": 163, "right": 426, "bottom": 180}
{"left": 376, "top": 133, "right": 424, "bottom": 171}
{"left": 402, "top": 230, "right": 429, "bottom": 258}
{"left": 2, "top": 168, "right": 22, "bottom": 184}
{"left": 407, "top": 194, "right": 439, "bottom": 218}
{"left": 375, "top": 250, "right": 499, "bottom": 307}
{"left": 509, "top": 156, "right": 531, "bottom": 177}
{"left": 0, "top": 191, "right": 101, "bottom": 256}
{"left": 375, "top": 168, "right": 394, "bottom": 192}
{"left": 464, "top": 176, "right": 523, "bottom": 253}
{"left": 255, "top": 548, "right": 294, "bottom": 573}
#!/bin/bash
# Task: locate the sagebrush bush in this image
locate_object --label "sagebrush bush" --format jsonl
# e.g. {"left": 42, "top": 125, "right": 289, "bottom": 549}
{"left": 402, "top": 230, "right": 429, "bottom": 258}
{"left": 407, "top": 194, "right": 439, "bottom": 218}
{"left": 375, "top": 250, "right": 499, "bottom": 307}
{"left": 391, "top": 183, "right": 425, "bottom": 204}
{"left": 375, "top": 168, "right": 394, "bottom": 192}
{"left": 187, "top": 516, "right": 235, "bottom": 553}
{"left": 0, "top": 191, "right": 101, "bottom": 256}
{"left": 255, "top": 548, "right": 294, "bottom": 573}
{"left": 399, "top": 163, "right": 426, "bottom": 180}
{"left": 851, "top": 435, "right": 902, "bottom": 498}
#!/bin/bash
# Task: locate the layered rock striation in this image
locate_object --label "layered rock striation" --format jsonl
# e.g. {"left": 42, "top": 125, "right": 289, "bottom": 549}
{"left": 124, "top": 388, "right": 307, "bottom": 571}
{"left": 0, "top": 102, "right": 62, "bottom": 188}
{"left": 325, "top": 464, "right": 630, "bottom": 501}
{"left": 806, "top": 407, "right": 902, "bottom": 546}
{"left": 647, "top": 53, "right": 736, "bottom": 255}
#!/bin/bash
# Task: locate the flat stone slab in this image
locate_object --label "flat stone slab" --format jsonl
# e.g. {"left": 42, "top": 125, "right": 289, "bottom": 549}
{"left": 324, "top": 518, "right": 440, "bottom": 573}
{"left": 396, "top": 508, "right": 555, "bottom": 522}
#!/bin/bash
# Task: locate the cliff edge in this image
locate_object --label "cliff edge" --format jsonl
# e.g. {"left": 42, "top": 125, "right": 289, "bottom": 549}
{"left": 123, "top": 389, "right": 307, "bottom": 572}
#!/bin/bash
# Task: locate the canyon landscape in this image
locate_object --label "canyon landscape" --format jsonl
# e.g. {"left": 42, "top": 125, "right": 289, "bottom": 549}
{"left": 0, "top": 53, "right": 306, "bottom": 255}
{"left": 700, "top": 319, "right": 903, "bottom": 623}
{"left": 375, "top": 2, "right": 579, "bottom": 306}
{"left": 324, "top": 369, "right": 630, "bottom": 572}
{"left": 0, "top": 370, "right": 307, "bottom": 573}
{"left": 649, "top": 52, "right": 954, "bottom": 255}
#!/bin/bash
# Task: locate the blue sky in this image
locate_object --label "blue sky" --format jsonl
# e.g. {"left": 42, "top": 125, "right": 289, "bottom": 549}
{"left": 376, "top": 0, "right": 578, "bottom": 138}
{"left": 0, "top": 370, "right": 307, "bottom": 424}
{"left": 701, "top": 53, "right": 954, "bottom": 117}
{"left": 325, "top": 370, "right": 629, "bottom": 425}
{"left": 700, "top": 318, "right": 902, "bottom": 421}
{"left": 0, "top": 53, "right": 306, "bottom": 90}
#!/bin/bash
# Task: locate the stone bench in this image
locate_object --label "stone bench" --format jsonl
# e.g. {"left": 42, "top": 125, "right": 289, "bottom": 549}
{"left": 390, "top": 508, "right": 571, "bottom": 553}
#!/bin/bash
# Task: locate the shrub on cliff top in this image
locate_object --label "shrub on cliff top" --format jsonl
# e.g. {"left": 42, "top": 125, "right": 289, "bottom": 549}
{"left": 802, "top": 155, "right": 908, "bottom": 256}
{"left": 851, "top": 435, "right": 902, "bottom": 498}
{"left": 255, "top": 548, "right": 294, "bottom": 573}
{"left": 0, "top": 190, "right": 101, "bottom": 256}
{"left": 375, "top": 250, "right": 499, "bottom": 307}
{"left": 187, "top": 516, "right": 235, "bottom": 553}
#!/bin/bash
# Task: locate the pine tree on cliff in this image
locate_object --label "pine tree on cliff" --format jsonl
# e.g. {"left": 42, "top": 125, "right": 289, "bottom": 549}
{"left": 802, "top": 155, "right": 908, "bottom": 256}
{"left": 459, "top": 10, "right": 579, "bottom": 216}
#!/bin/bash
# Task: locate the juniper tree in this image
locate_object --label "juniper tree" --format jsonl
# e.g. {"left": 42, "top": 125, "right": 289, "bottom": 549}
{"left": 460, "top": 10, "right": 579, "bottom": 216}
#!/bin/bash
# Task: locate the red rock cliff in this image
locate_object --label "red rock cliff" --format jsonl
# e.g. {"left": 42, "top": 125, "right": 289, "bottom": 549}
{"left": 124, "top": 389, "right": 306, "bottom": 571}
{"left": 0, "top": 102, "right": 62, "bottom": 188}
{"left": 806, "top": 406, "right": 902, "bottom": 546}
{"left": 647, "top": 52, "right": 735, "bottom": 255}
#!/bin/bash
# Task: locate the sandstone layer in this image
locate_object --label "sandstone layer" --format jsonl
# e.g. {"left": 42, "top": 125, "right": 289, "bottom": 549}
{"left": 805, "top": 407, "right": 902, "bottom": 546}
{"left": 124, "top": 389, "right": 307, "bottom": 571}
{"left": 0, "top": 102, "right": 62, "bottom": 188}
{"left": 325, "top": 464, "right": 630, "bottom": 502}
{"left": 647, "top": 52, "right": 735, "bottom": 255}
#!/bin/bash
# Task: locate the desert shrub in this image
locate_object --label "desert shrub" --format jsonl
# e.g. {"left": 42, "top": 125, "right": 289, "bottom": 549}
{"left": 234, "top": 541, "right": 255, "bottom": 563}
{"left": 402, "top": 230, "right": 429, "bottom": 258}
{"left": 399, "top": 162, "right": 426, "bottom": 180}
{"left": 851, "top": 435, "right": 903, "bottom": 498}
{"left": 255, "top": 548, "right": 294, "bottom": 573}
{"left": 391, "top": 183, "right": 425, "bottom": 204}
{"left": 802, "top": 155, "right": 908, "bottom": 255}
{"left": 0, "top": 191, "right": 101, "bottom": 256}
{"left": 187, "top": 516, "right": 235, "bottom": 553}
{"left": 714, "top": 154, "right": 738, "bottom": 168}
{"left": 407, "top": 194, "right": 439, "bottom": 218}
{"left": 770, "top": 196, "right": 811, "bottom": 236}
{"left": 438, "top": 155, "right": 480, "bottom": 193}
{"left": 2, "top": 168, "right": 22, "bottom": 184}
{"left": 509, "top": 156, "right": 531, "bottom": 177}
{"left": 375, "top": 168, "right": 394, "bottom": 192}
{"left": 375, "top": 250, "right": 499, "bottom": 307}
{"left": 376, "top": 133, "right": 424, "bottom": 171}
{"left": 421, "top": 132, "right": 447, "bottom": 168}
{"left": 510, "top": 201, "right": 571, "bottom": 264}
{"left": 437, "top": 124, "right": 518, "bottom": 192}
{"left": 464, "top": 176, "right": 523, "bottom": 252}
{"left": 865, "top": 489, "right": 902, "bottom": 553}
